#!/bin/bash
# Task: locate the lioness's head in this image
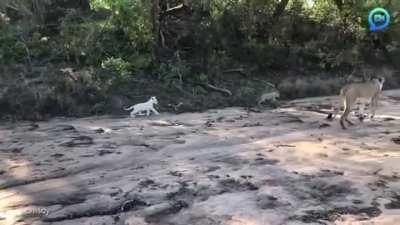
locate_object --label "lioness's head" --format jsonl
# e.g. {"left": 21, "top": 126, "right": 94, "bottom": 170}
{"left": 150, "top": 96, "right": 158, "bottom": 104}
{"left": 373, "top": 77, "right": 385, "bottom": 91}
{"left": 378, "top": 77, "right": 385, "bottom": 84}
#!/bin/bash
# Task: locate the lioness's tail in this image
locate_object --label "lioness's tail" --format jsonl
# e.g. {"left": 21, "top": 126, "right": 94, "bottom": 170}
{"left": 326, "top": 104, "right": 341, "bottom": 120}
{"left": 326, "top": 88, "right": 347, "bottom": 120}
{"left": 124, "top": 106, "right": 134, "bottom": 111}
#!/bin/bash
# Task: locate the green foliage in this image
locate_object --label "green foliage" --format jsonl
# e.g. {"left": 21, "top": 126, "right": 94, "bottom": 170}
{"left": 157, "top": 61, "right": 190, "bottom": 84}
{"left": 101, "top": 57, "right": 133, "bottom": 79}
{"left": 309, "top": 0, "right": 340, "bottom": 24}
{"left": 91, "top": 0, "right": 153, "bottom": 50}
{"left": 0, "top": 26, "right": 29, "bottom": 64}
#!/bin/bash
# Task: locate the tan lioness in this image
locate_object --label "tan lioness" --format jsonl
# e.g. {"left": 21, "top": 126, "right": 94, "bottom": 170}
{"left": 327, "top": 77, "right": 385, "bottom": 129}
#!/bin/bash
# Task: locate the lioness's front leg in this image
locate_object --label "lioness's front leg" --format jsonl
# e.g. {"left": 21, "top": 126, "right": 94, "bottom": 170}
{"left": 370, "top": 96, "right": 379, "bottom": 120}
{"left": 151, "top": 106, "right": 160, "bottom": 115}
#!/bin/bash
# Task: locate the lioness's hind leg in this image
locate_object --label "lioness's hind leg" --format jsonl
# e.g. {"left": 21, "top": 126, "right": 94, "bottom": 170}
{"left": 340, "top": 118, "right": 347, "bottom": 129}
{"left": 345, "top": 118, "right": 354, "bottom": 126}
{"left": 340, "top": 97, "right": 353, "bottom": 129}
{"left": 151, "top": 106, "right": 160, "bottom": 115}
{"left": 340, "top": 110, "right": 350, "bottom": 129}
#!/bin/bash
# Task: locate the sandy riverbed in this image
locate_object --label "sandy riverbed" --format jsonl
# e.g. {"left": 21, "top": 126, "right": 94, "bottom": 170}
{"left": 1, "top": 91, "right": 400, "bottom": 225}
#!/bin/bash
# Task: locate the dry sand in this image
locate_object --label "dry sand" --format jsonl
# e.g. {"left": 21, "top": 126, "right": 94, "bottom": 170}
{"left": 1, "top": 90, "right": 400, "bottom": 225}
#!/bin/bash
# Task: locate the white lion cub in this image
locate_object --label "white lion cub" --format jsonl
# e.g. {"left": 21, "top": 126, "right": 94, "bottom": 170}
{"left": 124, "top": 96, "right": 160, "bottom": 117}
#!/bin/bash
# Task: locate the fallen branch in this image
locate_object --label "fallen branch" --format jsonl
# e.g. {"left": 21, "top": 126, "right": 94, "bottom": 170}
{"left": 165, "top": 4, "right": 184, "bottom": 13}
{"left": 162, "top": 3, "right": 190, "bottom": 18}
{"left": 204, "top": 83, "right": 232, "bottom": 96}
{"left": 252, "top": 78, "right": 276, "bottom": 89}
{"left": 222, "top": 68, "right": 247, "bottom": 76}
{"left": 160, "top": 29, "right": 166, "bottom": 48}
{"left": 188, "top": 81, "right": 232, "bottom": 96}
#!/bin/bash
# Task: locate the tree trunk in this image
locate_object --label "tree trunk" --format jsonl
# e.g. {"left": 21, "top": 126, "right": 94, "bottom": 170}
{"left": 152, "top": 0, "right": 160, "bottom": 63}
{"left": 78, "top": 0, "right": 90, "bottom": 11}
{"left": 272, "top": 0, "right": 289, "bottom": 20}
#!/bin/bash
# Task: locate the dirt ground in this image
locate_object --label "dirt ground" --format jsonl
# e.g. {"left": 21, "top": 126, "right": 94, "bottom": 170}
{"left": 1, "top": 90, "right": 400, "bottom": 225}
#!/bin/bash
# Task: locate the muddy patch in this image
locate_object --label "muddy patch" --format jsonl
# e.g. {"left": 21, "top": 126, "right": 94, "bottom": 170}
{"left": 60, "top": 135, "right": 94, "bottom": 147}
{"left": 256, "top": 194, "right": 290, "bottom": 209}
{"left": 252, "top": 157, "right": 280, "bottom": 166}
{"left": 384, "top": 194, "right": 400, "bottom": 209}
{"left": 218, "top": 178, "right": 259, "bottom": 192}
{"left": 391, "top": 137, "right": 400, "bottom": 145}
{"left": 290, "top": 206, "right": 382, "bottom": 223}
{"left": 144, "top": 201, "right": 189, "bottom": 223}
